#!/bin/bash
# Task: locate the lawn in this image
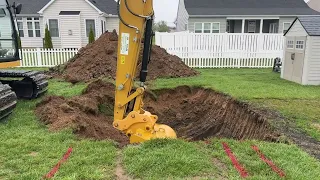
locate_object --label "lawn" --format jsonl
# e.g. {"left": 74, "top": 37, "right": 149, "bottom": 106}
{"left": 0, "top": 68, "right": 319, "bottom": 179}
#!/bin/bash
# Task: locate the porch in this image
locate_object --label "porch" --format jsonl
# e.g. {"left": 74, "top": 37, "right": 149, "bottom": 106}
{"left": 226, "top": 18, "right": 286, "bottom": 34}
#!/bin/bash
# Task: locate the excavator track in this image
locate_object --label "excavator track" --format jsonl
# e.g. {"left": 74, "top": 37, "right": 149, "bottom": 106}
{"left": 0, "top": 70, "right": 48, "bottom": 99}
{"left": 0, "top": 83, "right": 17, "bottom": 120}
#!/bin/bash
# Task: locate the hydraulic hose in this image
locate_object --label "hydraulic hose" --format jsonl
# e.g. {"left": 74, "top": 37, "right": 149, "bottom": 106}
{"left": 140, "top": 17, "right": 153, "bottom": 83}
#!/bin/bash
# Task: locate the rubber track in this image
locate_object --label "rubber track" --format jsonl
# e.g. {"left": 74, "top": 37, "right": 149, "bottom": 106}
{"left": 0, "top": 83, "right": 17, "bottom": 120}
{"left": 0, "top": 70, "right": 48, "bottom": 99}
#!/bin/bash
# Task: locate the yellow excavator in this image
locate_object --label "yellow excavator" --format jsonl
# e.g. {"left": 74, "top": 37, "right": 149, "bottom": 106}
{"left": 0, "top": 0, "right": 48, "bottom": 119}
{"left": 113, "top": 0, "right": 177, "bottom": 143}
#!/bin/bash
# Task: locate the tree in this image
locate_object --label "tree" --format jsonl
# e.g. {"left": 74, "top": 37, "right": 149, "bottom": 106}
{"left": 153, "top": 21, "right": 170, "bottom": 32}
{"left": 44, "top": 24, "right": 53, "bottom": 49}
{"left": 89, "top": 27, "right": 95, "bottom": 43}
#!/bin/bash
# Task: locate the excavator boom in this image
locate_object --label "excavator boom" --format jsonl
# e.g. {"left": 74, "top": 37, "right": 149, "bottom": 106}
{"left": 113, "top": 0, "right": 176, "bottom": 143}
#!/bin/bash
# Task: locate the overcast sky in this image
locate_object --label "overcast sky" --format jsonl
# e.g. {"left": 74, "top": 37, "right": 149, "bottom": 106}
{"left": 153, "top": 0, "right": 179, "bottom": 26}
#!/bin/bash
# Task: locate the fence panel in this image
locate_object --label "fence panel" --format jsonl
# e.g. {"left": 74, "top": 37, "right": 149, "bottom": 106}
{"left": 19, "top": 48, "right": 79, "bottom": 67}
{"left": 155, "top": 32, "right": 284, "bottom": 68}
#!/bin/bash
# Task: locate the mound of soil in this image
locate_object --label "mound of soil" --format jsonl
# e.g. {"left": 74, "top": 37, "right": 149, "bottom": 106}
{"left": 36, "top": 80, "right": 280, "bottom": 147}
{"left": 48, "top": 30, "right": 199, "bottom": 83}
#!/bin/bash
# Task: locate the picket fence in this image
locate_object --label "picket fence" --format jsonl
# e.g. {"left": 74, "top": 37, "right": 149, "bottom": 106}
{"left": 155, "top": 32, "right": 285, "bottom": 68}
{"left": 19, "top": 48, "right": 79, "bottom": 67}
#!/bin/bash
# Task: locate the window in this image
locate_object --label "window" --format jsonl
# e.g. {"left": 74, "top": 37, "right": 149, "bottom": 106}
{"left": 212, "top": 23, "right": 220, "bottom": 33}
{"left": 86, "top": 19, "right": 95, "bottom": 37}
{"left": 248, "top": 20, "right": 256, "bottom": 33}
{"left": 26, "top": 17, "right": 41, "bottom": 37}
{"left": 194, "top": 22, "right": 220, "bottom": 33}
{"left": 203, "top": 23, "right": 211, "bottom": 33}
{"left": 287, "top": 40, "right": 294, "bottom": 49}
{"left": 101, "top": 20, "right": 105, "bottom": 33}
{"left": 104, "top": 21, "right": 106, "bottom": 32}
{"left": 296, "top": 40, "right": 304, "bottom": 50}
{"left": 48, "top": 19, "right": 59, "bottom": 37}
{"left": 283, "top": 22, "right": 291, "bottom": 34}
{"left": 195, "top": 23, "right": 202, "bottom": 33}
{"left": 16, "top": 17, "right": 24, "bottom": 37}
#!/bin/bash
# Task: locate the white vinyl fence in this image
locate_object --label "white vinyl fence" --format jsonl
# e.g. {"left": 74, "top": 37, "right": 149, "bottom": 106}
{"left": 19, "top": 48, "right": 79, "bottom": 67}
{"left": 155, "top": 32, "right": 285, "bottom": 68}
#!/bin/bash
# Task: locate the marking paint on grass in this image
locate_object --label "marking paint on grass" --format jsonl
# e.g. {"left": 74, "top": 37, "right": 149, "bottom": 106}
{"left": 43, "top": 147, "right": 73, "bottom": 179}
{"left": 252, "top": 145, "right": 286, "bottom": 178}
{"left": 222, "top": 142, "right": 249, "bottom": 178}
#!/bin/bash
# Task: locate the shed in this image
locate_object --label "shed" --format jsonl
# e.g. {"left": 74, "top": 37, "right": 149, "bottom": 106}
{"left": 282, "top": 16, "right": 320, "bottom": 85}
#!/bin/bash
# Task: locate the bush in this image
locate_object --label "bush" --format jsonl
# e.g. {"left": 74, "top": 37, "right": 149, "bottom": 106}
{"left": 44, "top": 24, "right": 53, "bottom": 49}
{"left": 89, "top": 27, "right": 95, "bottom": 43}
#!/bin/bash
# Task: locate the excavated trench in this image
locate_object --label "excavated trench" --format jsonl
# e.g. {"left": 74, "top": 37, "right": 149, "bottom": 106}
{"left": 35, "top": 80, "right": 279, "bottom": 147}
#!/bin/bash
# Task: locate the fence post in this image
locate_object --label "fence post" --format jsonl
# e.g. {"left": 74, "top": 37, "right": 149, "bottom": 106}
{"left": 36, "top": 48, "right": 42, "bottom": 67}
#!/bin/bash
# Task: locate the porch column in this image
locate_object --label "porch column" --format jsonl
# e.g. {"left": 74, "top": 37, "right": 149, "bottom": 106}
{"left": 260, "top": 19, "right": 263, "bottom": 33}
{"left": 242, "top": 19, "right": 245, "bottom": 33}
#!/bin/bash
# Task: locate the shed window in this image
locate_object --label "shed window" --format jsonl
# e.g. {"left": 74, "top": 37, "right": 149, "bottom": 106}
{"left": 296, "top": 40, "right": 304, "bottom": 50}
{"left": 287, "top": 40, "right": 294, "bottom": 49}
{"left": 86, "top": 19, "right": 96, "bottom": 37}
{"left": 48, "top": 19, "right": 59, "bottom": 37}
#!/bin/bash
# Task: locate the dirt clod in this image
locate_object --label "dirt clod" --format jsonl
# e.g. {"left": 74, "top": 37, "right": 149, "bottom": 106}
{"left": 48, "top": 30, "right": 199, "bottom": 83}
{"left": 36, "top": 80, "right": 280, "bottom": 147}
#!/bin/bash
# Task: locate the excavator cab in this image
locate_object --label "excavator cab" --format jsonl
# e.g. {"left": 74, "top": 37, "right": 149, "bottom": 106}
{"left": 0, "top": 0, "right": 21, "bottom": 62}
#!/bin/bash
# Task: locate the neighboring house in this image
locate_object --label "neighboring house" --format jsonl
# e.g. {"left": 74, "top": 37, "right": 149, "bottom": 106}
{"left": 307, "top": 0, "right": 320, "bottom": 12}
{"left": 7, "top": 0, "right": 119, "bottom": 48}
{"left": 176, "top": 0, "right": 320, "bottom": 34}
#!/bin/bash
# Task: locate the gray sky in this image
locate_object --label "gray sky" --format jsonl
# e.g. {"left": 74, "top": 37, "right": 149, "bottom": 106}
{"left": 153, "top": 0, "right": 179, "bottom": 26}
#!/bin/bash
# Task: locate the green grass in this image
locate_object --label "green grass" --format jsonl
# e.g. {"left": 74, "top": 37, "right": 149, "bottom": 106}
{"left": 0, "top": 80, "right": 117, "bottom": 180}
{"left": 1, "top": 68, "right": 320, "bottom": 179}
{"left": 153, "top": 68, "right": 320, "bottom": 140}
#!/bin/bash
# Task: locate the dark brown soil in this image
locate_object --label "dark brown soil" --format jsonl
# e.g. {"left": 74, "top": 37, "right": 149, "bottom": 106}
{"left": 36, "top": 80, "right": 281, "bottom": 148}
{"left": 47, "top": 30, "right": 199, "bottom": 83}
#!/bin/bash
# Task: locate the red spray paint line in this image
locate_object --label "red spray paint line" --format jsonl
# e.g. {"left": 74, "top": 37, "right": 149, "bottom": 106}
{"left": 222, "top": 142, "right": 249, "bottom": 178}
{"left": 251, "top": 145, "right": 286, "bottom": 178}
{"left": 43, "top": 147, "right": 73, "bottom": 179}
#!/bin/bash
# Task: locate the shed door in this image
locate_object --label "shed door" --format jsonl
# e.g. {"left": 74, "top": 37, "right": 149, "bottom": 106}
{"left": 283, "top": 37, "right": 295, "bottom": 81}
{"left": 291, "top": 36, "right": 306, "bottom": 84}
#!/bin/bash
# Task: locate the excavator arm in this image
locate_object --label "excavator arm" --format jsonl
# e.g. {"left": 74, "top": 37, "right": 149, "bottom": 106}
{"left": 113, "top": 0, "right": 177, "bottom": 143}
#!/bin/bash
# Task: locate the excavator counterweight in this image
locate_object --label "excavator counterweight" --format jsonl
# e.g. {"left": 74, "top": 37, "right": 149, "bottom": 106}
{"left": 113, "top": 0, "right": 177, "bottom": 143}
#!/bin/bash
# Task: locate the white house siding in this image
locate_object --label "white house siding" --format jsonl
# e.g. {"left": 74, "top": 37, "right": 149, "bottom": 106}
{"left": 188, "top": 17, "right": 227, "bottom": 33}
{"left": 306, "top": 36, "right": 320, "bottom": 85}
{"left": 42, "top": 0, "right": 100, "bottom": 48}
{"left": 105, "top": 17, "right": 119, "bottom": 33}
{"left": 279, "top": 17, "right": 296, "bottom": 34}
{"left": 60, "top": 15, "right": 82, "bottom": 48}
{"left": 285, "top": 20, "right": 308, "bottom": 37}
{"left": 176, "top": 0, "right": 189, "bottom": 32}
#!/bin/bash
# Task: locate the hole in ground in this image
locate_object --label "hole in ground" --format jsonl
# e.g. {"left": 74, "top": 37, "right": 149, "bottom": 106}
{"left": 35, "top": 80, "right": 280, "bottom": 147}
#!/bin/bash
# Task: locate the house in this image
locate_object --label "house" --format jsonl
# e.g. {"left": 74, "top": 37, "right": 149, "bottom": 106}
{"left": 307, "top": 0, "right": 320, "bottom": 12}
{"left": 282, "top": 16, "right": 320, "bottom": 85}
{"left": 176, "top": 0, "right": 320, "bottom": 34}
{"left": 8, "top": 0, "right": 119, "bottom": 48}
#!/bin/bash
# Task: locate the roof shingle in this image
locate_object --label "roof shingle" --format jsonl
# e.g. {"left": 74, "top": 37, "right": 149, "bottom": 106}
{"left": 185, "top": 0, "right": 320, "bottom": 16}
{"left": 298, "top": 16, "right": 320, "bottom": 36}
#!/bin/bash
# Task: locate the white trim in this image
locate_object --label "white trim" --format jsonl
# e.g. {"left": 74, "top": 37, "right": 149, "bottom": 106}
{"left": 260, "top": 19, "right": 263, "bottom": 33}
{"left": 227, "top": 16, "right": 280, "bottom": 20}
{"left": 47, "top": 18, "right": 60, "bottom": 37}
{"left": 38, "top": 0, "right": 102, "bottom": 14}
{"left": 191, "top": 15, "right": 320, "bottom": 18}
{"left": 84, "top": 0, "right": 103, "bottom": 14}
{"left": 38, "top": 0, "right": 55, "bottom": 14}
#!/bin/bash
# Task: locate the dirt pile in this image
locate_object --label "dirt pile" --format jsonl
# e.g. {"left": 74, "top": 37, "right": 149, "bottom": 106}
{"left": 35, "top": 80, "right": 129, "bottom": 147}
{"left": 36, "top": 80, "right": 279, "bottom": 147}
{"left": 48, "top": 30, "right": 199, "bottom": 83}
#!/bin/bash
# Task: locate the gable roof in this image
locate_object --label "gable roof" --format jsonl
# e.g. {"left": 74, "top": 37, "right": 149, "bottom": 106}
{"left": 285, "top": 16, "right": 320, "bottom": 36}
{"left": 185, "top": 0, "right": 320, "bottom": 16}
{"left": 7, "top": 0, "right": 117, "bottom": 15}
